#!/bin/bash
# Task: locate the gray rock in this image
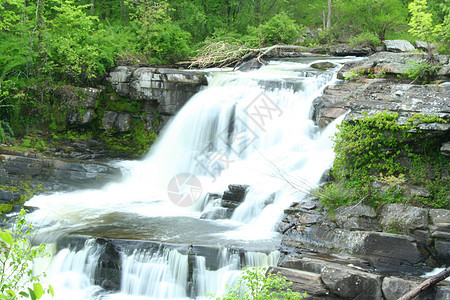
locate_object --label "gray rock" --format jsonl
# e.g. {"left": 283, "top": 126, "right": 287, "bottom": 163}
{"left": 382, "top": 276, "right": 426, "bottom": 300}
{"left": 236, "top": 58, "right": 268, "bottom": 72}
{"left": 383, "top": 40, "right": 416, "bottom": 52}
{"left": 108, "top": 66, "right": 207, "bottom": 116}
{"left": 310, "top": 62, "right": 338, "bottom": 70}
{"left": 331, "top": 45, "right": 372, "bottom": 56}
{"left": 268, "top": 267, "right": 329, "bottom": 296}
{"left": 379, "top": 204, "right": 429, "bottom": 232}
{"left": 102, "top": 111, "right": 118, "bottom": 130}
{"left": 321, "top": 265, "right": 383, "bottom": 299}
{"left": 360, "top": 232, "right": 425, "bottom": 272}
{"left": 415, "top": 40, "right": 435, "bottom": 52}
{"left": 436, "top": 285, "right": 450, "bottom": 300}
{"left": 430, "top": 209, "right": 450, "bottom": 225}
{"left": 334, "top": 205, "right": 381, "bottom": 231}
{"left": 441, "top": 142, "right": 450, "bottom": 156}
{"left": 434, "top": 241, "right": 450, "bottom": 261}
{"left": 115, "top": 113, "right": 131, "bottom": 132}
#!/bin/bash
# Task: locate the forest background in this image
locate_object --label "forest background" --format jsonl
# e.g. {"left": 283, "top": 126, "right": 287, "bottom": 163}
{"left": 0, "top": 0, "right": 449, "bottom": 143}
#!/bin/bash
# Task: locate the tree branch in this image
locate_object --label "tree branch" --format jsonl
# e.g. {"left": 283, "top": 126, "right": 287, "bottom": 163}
{"left": 398, "top": 267, "right": 450, "bottom": 300}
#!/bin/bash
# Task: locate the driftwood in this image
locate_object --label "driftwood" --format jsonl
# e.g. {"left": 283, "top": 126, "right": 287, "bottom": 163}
{"left": 398, "top": 267, "right": 450, "bottom": 300}
{"left": 187, "top": 42, "right": 305, "bottom": 69}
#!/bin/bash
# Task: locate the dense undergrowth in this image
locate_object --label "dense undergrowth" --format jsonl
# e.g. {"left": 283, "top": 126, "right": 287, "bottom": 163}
{"left": 315, "top": 111, "right": 449, "bottom": 211}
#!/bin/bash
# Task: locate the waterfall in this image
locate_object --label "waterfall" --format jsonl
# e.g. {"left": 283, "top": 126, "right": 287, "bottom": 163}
{"left": 26, "top": 57, "right": 356, "bottom": 299}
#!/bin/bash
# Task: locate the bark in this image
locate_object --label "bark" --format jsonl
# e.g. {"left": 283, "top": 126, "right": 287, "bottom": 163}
{"left": 398, "top": 267, "right": 450, "bottom": 300}
{"left": 326, "top": 0, "right": 331, "bottom": 30}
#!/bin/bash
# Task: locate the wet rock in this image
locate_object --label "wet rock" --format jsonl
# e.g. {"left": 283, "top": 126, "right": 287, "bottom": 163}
{"left": 221, "top": 184, "right": 249, "bottom": 207}
{"left": 236, "top": 58, "right": 268, "bottom": 72}
{"left": 383, "top": 40, "right": 416, "bottom": 52}
{"left": 310, "top": 62, "right": 338, "bottom": 70}
{"left": 0, "top": 150, "right": 122, "bottom": 190}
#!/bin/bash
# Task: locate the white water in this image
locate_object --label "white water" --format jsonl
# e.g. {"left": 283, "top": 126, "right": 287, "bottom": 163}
{"left": 27, "top": 57, "right": 354, "bottom": 299}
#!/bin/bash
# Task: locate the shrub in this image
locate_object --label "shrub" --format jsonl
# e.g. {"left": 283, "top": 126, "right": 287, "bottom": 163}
{"left": 0, "top": 208, "right": 54, "bottom": 299}
{"left": 259, "top": 13, "right": 304, "bottom": 45}
{"left": 216, "top": 267, "right": 306, "bottom": 300}
{"left": 349, "top": 32, "right": 382, "bottom": 49}
{"left": 321, "top": 111, "right": 449, "bottom": 211}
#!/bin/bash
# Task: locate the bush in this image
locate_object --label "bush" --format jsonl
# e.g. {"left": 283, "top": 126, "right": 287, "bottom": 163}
{"left": 259, "top": 13, "right": 304, "bottom": 45}
{"left": 322, "top": 111, "right": 449, "bottom": 210}
{"left": 0, "top": 208, "right": 54, "bottom": 299}
{"left": 145, "top": 23, "right": 193, "bottom": 65}
{"left": 216, "top": 267, "right": 306, "bottom": 300}
{"left": 349, "top": 32, "right": 382, "bottom": 49}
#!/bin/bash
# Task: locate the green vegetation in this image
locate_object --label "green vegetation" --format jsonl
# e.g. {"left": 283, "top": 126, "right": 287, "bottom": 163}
{"left": 0, "top": 208, "right": 54, "bottom": 299}
{"left": 0, "top": 0, "right": 449, "bottom": 154}
{"left": 316, "top": 111, "right": 449, "bottom": 212}
{"left": 216, "top": 267, "right": 306, "bottom": 300}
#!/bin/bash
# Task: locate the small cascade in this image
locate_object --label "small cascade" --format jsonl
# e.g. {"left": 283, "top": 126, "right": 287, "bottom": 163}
{"left": 120, "top": 247, "right": 189, "bottom": 298}
{"left": 43, "top": 239, "right": 105, "bottom": 299}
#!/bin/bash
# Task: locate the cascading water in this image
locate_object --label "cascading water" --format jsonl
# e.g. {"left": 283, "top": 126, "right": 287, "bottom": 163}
{"left": 26, "top": 57, "right": 356, "bottom": 299}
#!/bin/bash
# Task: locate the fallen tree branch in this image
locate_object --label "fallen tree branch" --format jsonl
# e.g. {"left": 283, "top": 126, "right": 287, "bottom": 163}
{"left": 398, "top": 267, "right": 450, "bottom": 300}
{"left": 187, "top": 43, "right": 306, "bottom": 69}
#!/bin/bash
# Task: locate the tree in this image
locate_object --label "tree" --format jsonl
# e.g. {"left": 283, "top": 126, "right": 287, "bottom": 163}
{"left": 408, "top": 0, "right": 434, "bottom": 41}
{"left": 334, "top": 0, "right": 407, "bottom": 39}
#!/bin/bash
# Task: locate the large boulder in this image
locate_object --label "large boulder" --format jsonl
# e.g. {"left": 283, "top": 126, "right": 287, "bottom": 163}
{"left": 383, "top": 40, "right": 416, "bottom": 52}
{"left": 108, "top": 67, "right": 207, "bottom": 116}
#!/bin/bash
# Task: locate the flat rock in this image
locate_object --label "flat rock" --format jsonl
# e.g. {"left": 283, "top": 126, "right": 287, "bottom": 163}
{"left": 321, "top": 265, "right": 383, "bottom": 299}
{"left": 268, "top": 267, "right": 329, "bottom": 296}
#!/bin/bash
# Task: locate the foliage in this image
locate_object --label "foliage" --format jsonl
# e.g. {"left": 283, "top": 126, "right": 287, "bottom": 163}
{"left": 0, "top": 208, "right": 54, "bottom": 300}
{"left": 404, "top": 59, "right": 438, "bottom": 83}
{"left": 216, "top": 267, "right": 306, "bottom": 300}
{"left": 408, "top": 0, "right": 436, "bottom": 42}
{"left": 318, "top": 111, "right": 449, "bottom": 211}
{"left": 259, "top": 13, "right": 304, "bottom": 45}
{"left": 349, "top": 32, "right": 382, "bottom": 49}
{"left": 333, "top": 0, "right": 407, "bottom": 40}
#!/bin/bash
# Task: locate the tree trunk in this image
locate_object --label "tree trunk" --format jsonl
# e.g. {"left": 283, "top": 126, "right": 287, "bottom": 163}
{"left": 91, "top": 0, "right": 94, "bottom": 15}
{"left": 326, "top": 0, "right": 331, "bottom": 30}
{"left": 398, "top": 267, "right": 450, "bottom": 300}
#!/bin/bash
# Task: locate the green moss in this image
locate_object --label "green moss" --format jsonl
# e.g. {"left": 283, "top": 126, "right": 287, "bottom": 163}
{"left": 0, "top": 204, "right": 13, "bottom": 215}
{"left": 317, "top": 111, "right": 449, "bottom": 211}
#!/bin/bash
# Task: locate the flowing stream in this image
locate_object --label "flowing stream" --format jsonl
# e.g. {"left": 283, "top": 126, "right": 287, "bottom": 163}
{"left": 27, "top": 57, "right": 355, "bottom": 299}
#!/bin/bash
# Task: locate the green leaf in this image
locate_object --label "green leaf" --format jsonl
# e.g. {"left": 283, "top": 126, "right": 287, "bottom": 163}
{"left": 19, "top": 291, "right": 29, "bottom": 297}
{"left": 28, "top": 288, "right": 36, "bottom": 300}
{"left": 33, "top": 283, "right": 44, "bottom": 299}
{"left": 48, "top": 285, "right": 55, "bottom": 297}
{"left": 0, "top": 231, "right": 14, "bottom": 245}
